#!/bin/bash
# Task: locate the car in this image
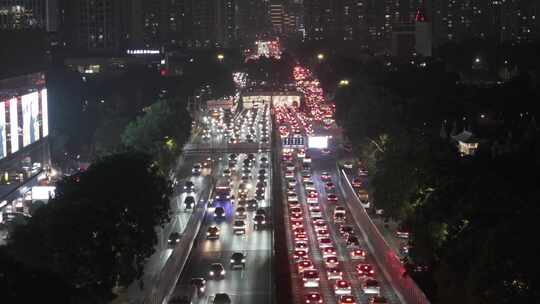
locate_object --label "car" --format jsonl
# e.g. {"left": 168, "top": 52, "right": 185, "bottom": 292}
{"left": 313, "top": 220, "right": 328, "bottom": 230}
{"left": 358, "top": 168, "right": 369, "bottom": 176}
{"left": 184, "top": 181, "right": 195, "bottom": 192}
{"left": 285, "top": 163, "right": 296, "bottom": 171}
{"left": 325, "top": 256, "right": 339, "bottom": 268}
{"left": 290, "top": 207, "right": 303, "bottom": 216}
{"left": 288, "top": 193, "right": 299, "bottom": 203}
{"left": 350, "top": 248, "right": 367, "bottom": 260}
{"left": 339, "top": 295, "right": 357, "bottom": 304}
{"left": 362, "top": 279, "right": 380, "bottom": 295}
{"left": 320, "top": 171, "right": 331, "bottom": 181}
{"left": 343, "top": 161, "right": 353, "bottom": 169}
{"left": 168, "top": 232, "right": 181, "bottom": 245}
{"left": 302, "top": 270, "right": 320, "bottom": 287}
{"left": 285, "top": 170, "right": 295, "bottom": 179}
{"left": 208, "top": 263, "right": 226, "bottom": 279}
{"left": 302, "top": 174, "right": 311, "bottom": 182}
{"left": 214, "top": 207, "right": 226, "bottom": 219}
{"left": 297, "top": 260, "right": 315, "bottom": 273}
{"left": 325, "top": 182, "right": 335, "bottom": 191}
{"left": 237, "top": 199, "right": 248, "bottom": 209}
{"left": 293, "top": 227, "right": 306, "bottom": 236}
{"left": 307, "top": 192, "right": 318, "bottom": 204}
{"left": 287, "top": 178, "right": 297, "bottom": 187}
{"left": 233, "top": 220, "right": 247, "bottom": 235}
{"left": 190, "top": 277, "right": 206, "bottom": 294}
{"left": 369, "top": 296, "right": 388, "bottom": 304}
{"left": 305, "top": 181, "right": 316, "bottom": 191}
{"left": 206, "top": 226, "right": 220, "bottom": 240}
{"left": 334, "top": 213, "right": 346, "bottom": 223}
{"left": 339, "top": 226, "right": 355, "bottom": 238}
{"left": 184, "top": 196, "right": 195, "bottom": 209}
{"left": 256, "top": 208, "right": 267, "bottom": 217}
{"left": 290, "top": 213, "right": 303, "bottom": 222}
{"left": 352, "top": 177, "right": 362, "bottom": 188}
{"left": 295, "top": 241, "right": 309, "bottom": 252}
{"left": 192, "top": 163, "right": 202, "bottom": 175}
{"left": 291, "top": 219, "right": 304, "bottom": 229}
{"left": 253, "top": 214, "right": 266, "bottom": 229}
{"left": 297, "top": 149, "right": 306, "bottom": 158}
{"left": 230, "top": 252, "right": 246, "bottom": 269}
{"left": 235, "top": 207, "right": 247, "bottom": 219}
{"left": 327, "top": 194, "right": 338, "bottom": 202}
{"left": 396, "top": 227, "right": 410, "bottom": 239}
{"left": 212, "top": 293, "right": 231, "bottom": 304}
{"left": 321, "top": 246, "right": 337, "bottom": 258}
{"left": 293, "top": 249, "right": 309, "bottom": 260}
{"left": 247, "top": 199, "right": 258, "bottom": 211}
{"left": 255, "top": 188, "right": 265, "bottom": 200}
{"left": 303, "top": 156, "right": 312, "bottom": 163}
{"left": 321, "top": 148, "right": 331, "bottom": 155}
{"left": 295, "top": 233, "right": 308, "bottom": 241}
{"left": 326, "top": 265, "right": 343, "bottom": 280}
{"left": 316, "top": 229, "right": 330, "bottom": 239}
{"left": 303, "top": 292, "right": 323, "bottom": 304}
{"left": 334, "top": 280, "right": 352, "bottom": 295}
{"left": 318, "top": 237, "right": 333, "bottom": 248}
{"left": 356, "top": 263, "right": 375, "bottom": 277}
{"left": 346, "top": 235, "right": 360, "bottom": 248}
{"left": 310, "top": 206, "right": 322, "bottom": 217}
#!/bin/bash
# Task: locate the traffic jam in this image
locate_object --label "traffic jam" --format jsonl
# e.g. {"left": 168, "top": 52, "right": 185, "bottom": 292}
{"left": 276, "top": 66, "right": 392, "bottom": 304}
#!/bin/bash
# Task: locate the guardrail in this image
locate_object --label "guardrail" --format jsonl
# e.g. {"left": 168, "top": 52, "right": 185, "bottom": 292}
{"left": 142, "top": 178, "right": 214, "bottom": 304}
{"left": 338, "top": 169, "right": 430, "bottom": 304}
{"left": 271, "top": 117, "right": 294, "bottom": 304}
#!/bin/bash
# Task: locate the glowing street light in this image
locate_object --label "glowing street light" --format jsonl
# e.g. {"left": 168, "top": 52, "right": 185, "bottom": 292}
{"left": 317, "top": 53, "right": 325, "bottom": 60}
{"left": 217, "top": 53, "right": 225, "bottom": 61}
{"left": 339, "top": 79, "right": 350, "bottom": 86}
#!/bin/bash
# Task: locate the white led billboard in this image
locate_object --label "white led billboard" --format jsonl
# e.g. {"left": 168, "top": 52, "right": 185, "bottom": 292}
{"left": 9, "top": 98, "right": 18, "bottom": 153}
{"left": 22, "top": 92, "right": 35, "bottom": 146}
{"left": 31, "top": 91, "right": 40, "bottom": 143}
{"left": 0, "top": 102, "right": 5, "bottom": 159}
{"left": 308, "top": 136, "right": 329, "bottom": 149}
{"left": 41, "top": 88, "right": 49, "bottom": 137}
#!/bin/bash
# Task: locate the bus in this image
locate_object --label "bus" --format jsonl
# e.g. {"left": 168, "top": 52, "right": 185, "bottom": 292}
{"left": 212, "top": 179, "right": 232, "bottom": 207}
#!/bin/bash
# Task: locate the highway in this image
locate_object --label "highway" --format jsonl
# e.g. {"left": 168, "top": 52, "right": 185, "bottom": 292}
{"left": 127, "top": 152, "right": 211, "bottom": 301}
{"left": 172, "top": 105, "right": 275, "bottom": 304}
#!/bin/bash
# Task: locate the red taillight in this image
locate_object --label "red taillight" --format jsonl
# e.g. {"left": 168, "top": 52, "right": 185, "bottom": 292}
{"left": 370, "top": 270, "right": 374, "bottom": 274}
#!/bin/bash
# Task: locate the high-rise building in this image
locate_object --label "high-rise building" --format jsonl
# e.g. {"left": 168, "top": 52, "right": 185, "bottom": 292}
{"left": 0, "top": 0, "right": 58, "bottom": 31}
{"left": 430, "top": 0, "right": 539, "bottom": 46}
{"left": 303, "top": 0, "right": 338, "bottom": 40}
{"left": 61, "top": 0, "right": 133, "bottom": 54}
{"left": 270, "top": 2, "right": 284, "bottom": 34}
{"left": 237, "top": 0, "right": 271, "bottom": 43}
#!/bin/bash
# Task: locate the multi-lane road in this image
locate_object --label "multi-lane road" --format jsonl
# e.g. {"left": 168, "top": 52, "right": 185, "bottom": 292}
{"left": 171, "top": 105, "right": 275, "bottom": 304}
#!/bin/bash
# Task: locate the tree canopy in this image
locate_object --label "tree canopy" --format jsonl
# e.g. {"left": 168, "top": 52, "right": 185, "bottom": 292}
{"left": 7, "top": 151, "right": 172, "bottom": 302}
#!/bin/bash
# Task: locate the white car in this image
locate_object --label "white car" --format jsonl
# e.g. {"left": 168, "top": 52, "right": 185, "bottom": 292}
{"left": 310, "top": 207, "right": 322, "bottom": 217}
{"left": 302, "top": 270, "right": 320, "bottom": 287}
{"left": 362, "top": 279, "right": 381, "bottom": 295}
{"left": 334, "top": 280, "right": 352, "bottom": 295}
{"left": 287, "top": 178, "right": 297, "bottom": 187}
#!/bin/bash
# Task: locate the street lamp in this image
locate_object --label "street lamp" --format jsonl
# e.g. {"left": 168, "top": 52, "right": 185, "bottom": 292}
{"left": 217, "top": 53, "right": 225, "bottom": 61}
{"left": 339, "top": 79, "right": 350, "bottom": 86}
{"left": 317, "top": 53, "right": 325, "bottom": 61}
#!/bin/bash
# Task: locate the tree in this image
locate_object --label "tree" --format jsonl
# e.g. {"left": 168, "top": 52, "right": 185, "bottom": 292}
{"left": 0, "top": 247, "right": 75, "bottom": 303}
{"left": 122, "top": 99, "right": 191, "bottom": 170}
{"left": 9, "top": 151, "right": 172, "bottom": 302}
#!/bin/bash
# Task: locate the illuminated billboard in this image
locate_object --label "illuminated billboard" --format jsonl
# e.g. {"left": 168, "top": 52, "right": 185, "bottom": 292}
{"left": 31, "top": 91, "right": 40, "bottom": 143}
{"left": 22, "top": 92, "right": 34, "bottom": 146}
{"left": 9, "top": 98, "right": 18, "bottom": 153}
{"left": 0, "top": 102, "right": 5, "bottom": 158}
{"left": 308, "top": 136, "right": 328, "bottom": 149}
{"left": 41, "top": 88, "right": 48, "bottom": 137}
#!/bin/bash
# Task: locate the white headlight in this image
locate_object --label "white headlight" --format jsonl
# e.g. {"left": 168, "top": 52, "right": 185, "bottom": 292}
{"left": 220, "top": 270, "right": 226, "bottom": 275}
